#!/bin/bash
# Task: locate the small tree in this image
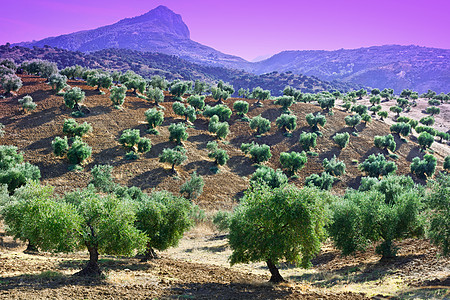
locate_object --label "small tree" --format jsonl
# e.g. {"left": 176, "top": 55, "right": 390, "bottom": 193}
{"left": 146, "top": 86, "right": 165, "bottom": 106}
{"left": 170, "top": 81, "right": 190, "bottom": 101}
{"left": 229, "top": 184, "right": 328, "bottom": 283}
{"left": 250, "top": 166, "right": 288, "bottom": 188}
{"left": 193, "top": 80, "right": 209, "bottom": 95}
{"left": 377, "top": 111, "right": 388, "bottom": 120}
{"left": 355, "top": 89, "right": 367, "bottom": 99}
{"left": 173, "top": 102, "right": 196, "bottom": 123}
{"left": 351, "top": 104, "right": 368, "bottom": 116}
{"left": 1, "top": 74, "right": 22, "bottom": 95}
{"left": 149, "top": 75, "right": 168, "bottom": 90}
{"left": 436, "top": 131, "right": 450, "bottom": 143}
{"left": 238, "top": 88, "right": 250, "bottom": 99}
{"left": 283, "top": 86, "right": 303, "bottom": 101}
{"left": 279, "top": 151, "right": 307, "bottom": 175}
{"left": 323, "top": 155, "right": 346, "bottom": 176}
{"left": 420, "top": 116, "right": 435, "bottom": 126}
{"left": 333, "top": 132, "right": 350, "bottom": 148}
{"left": 119, "top": 129, "right": 140, "bottom": 150}
{"left": 390, "top": 106, "right": 403, "bottom": 117}
{"left": 276, "top": 114, "right": 297, "bottom": 132}
{"left": 369, "top": 96, "right": 381, "bottom": 106}
{"left": 52, "top": 136, "right": 69, "bottom": 157}
{"left": 145, "top": 108, "right": 164, "bottom": 134}
{"left": 418, "top": 132, "right": 434, "bottom": 150}
{"left": 345, "top": 114, "right": 361, "bottom": 130}
{"left": 370, "top": 105, "right": 382, "bottom": 115}
{"left": 203, "top": 104, "right": 232, "bottom": 122}
{"left": 318, "top": 97, "right": 335, "bottom": 112}
{"left": 180, "top": 172, "right": 204, "bottom": 200}
{"left": 415, "top": 126, "right": 436, "bottom": 136}
{"left": 299, "top": 132, "right": 317, "bottom": 151}
{"left": 159, "top": 146, "right": 187, "bottom": 171}
{"left": 342, "top": 101, "right": 352, "bottom": 111}
{"left": 241, "top": 142, "right": 272, "bottom": 164}
{"left": 90, "top": 164, "right": 116, "bottom": 193}
{"left": 233, "top": 100, "right": 249, "bottom": 116}
{"left": 49, "top": 74, "right": 67, "bottom": 93}
{"left": 67, "top": 137, "right": 92, "bottom": 166}
{"left": 64, "top": 87, "right": 85, "bottom": 109}
{"left": 63, "top": 118, "right": 92, "bottom": 138}
{"left": 251, "top": 86, "right": 271, "bottom": 105}
{"left": 206, "top": 141, "right": 229, "bottom": 166}
{"left": 18, "top": 95, "right": 37, "bottom": 113}
{"left": 274, "top": 96, "right": 295, "bottom": 112}
{"left": 390, "top": 122, "right": 411, "bottom": 137}
{"left": 410, "top": 154, "right": 437, "bottom": 179}
{"left": 305, "top": 172, "right": 335, "bottom": 190}
{"left": 249, "top": 115, "right": 271, "bottom": 135}
{"left": 168, "top": 123, "right": 188, "bottom": 144}
{"left": 426, "top": 106, "right": 440, "bottom": 116}
{"left": 359, "top": 154, "right": 397, "bottom": 178}
{"left": 110, "top": 85, "right": 127, "bottom": 108}
{"left": 187, "top": 95, "right": 206, "bottom": 111}
{"left": 305, "top": 113, "right": 326, "bottom": 132}
{"left": 374, "top": 134, "right": 396, "bottom": 152}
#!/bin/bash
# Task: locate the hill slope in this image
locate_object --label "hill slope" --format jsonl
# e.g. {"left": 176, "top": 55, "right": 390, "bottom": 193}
{"left": 251, "top": 45, "right": 450, "bottom": 94}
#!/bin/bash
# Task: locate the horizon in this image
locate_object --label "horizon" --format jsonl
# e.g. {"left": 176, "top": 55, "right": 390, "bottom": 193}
{"left": 1, "top": 0, "right": 449, "bottom": 61}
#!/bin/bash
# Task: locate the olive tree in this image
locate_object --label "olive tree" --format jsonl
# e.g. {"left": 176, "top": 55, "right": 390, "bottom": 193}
{"left": 241, "top": 142, "right": 272, "bottom": 164}
{"left": 333, "top": 132, "right": 350, "bottom": 148}
{"left": 187, "top": 95, "right": 206, "bottom": 111}
{"left": 233, "top": 100, "right": 249, "bottom": 116}
{"left": 323, "top": 155, "right": 346, "bottom": 176}
{"left": 1, "top": 74, "right": 22, "bottom": 95}
{"left": 145, "top": 86, "right": 165, "bottom": 106}
{"left": 418, "top": 132, "right": 434, "bottom": 150}
{"left": 374, "top": 134, "right": 396, "bottom": 152}
{"left": 274, "top": 96, "right": 295, "bottom": 112}
{"left": 168, "top": 123, "right": 188, "bottom": 144}
{"left": 110, "top": 85, "right": 127, "bottom": 108}
{"left": 206, "top": 141, "right": 229, "bottom": 166}
{"left": 64, "top": 87, "right": 85, "bottom": 110}
{"left": 305, "top": 172, "right": 336, "bottom": 190}
{"left": 306, "top": 113, "right": 326, "bottom": 132}
{"left": 145, "top": 108, "right": 164, "bottom": 134}
{"left": 279, "top": 151, "right": 307, "bottom": 175}
{"left": 251, "top": 86, "right": 270, "bottom": 105}
{"left": 359, "top": 154, "right": 397, "bottom": 178}
{"left": 276, "top": 114, "right": 297, "bottom": 132}
{"left": 299, "top": 132, "right": 317, "bottom": 151}
{"left": 49, "top": 73, "right": 67, "bottom": 93}
{"left": 249, "top": 115, "right": 271, "bottom": 135}
{"left": 390, "top": 122, "right": 411, "bottom": 137}
{"left": 18, "top": 95, "right": 37, "bottom": 113}
{"left": 410, "top": 154, "right": 437, "bottom": 179}
{"left": 250, "top": 166, "right": 288, "bottom": 188}
{"left": 170, "top": 81, "right": 190, "bottom": 101}
{"left": 203, "top": 104, "right": 232, "bottom": 122}
{"left": 180, "top": 172, "right": 204, "bottom": 200}
{"left": 159, "top": 146, "right": 187, "bottom": 171}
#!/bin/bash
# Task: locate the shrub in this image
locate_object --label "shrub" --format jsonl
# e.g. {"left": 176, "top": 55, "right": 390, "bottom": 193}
{"left": 279, "top": 151, "right": 307, "bottom": 175}
{"left": 110, "top": 85, "right": 127, "bottom": 108}
{"left": 51, "top": 136, "right": 69, "bottom": 157}
{"left": 145, "top": 108, "right": 164, "bottom": 134}
{"left": 329, "top": 188, "right": 422, "bottom": 258}
{"left": 66, "top": 137, "right": 92, "bottom": 166}
{"left": 168, "top": 123, "right": 188, "bottom": 144}
{"left": 299, "top": 132, "right": 317, "bottom": 151}
{"left": 180, "top": 172, "right": 204, "bottom": 200}
{"left": 342, "top": 101, "right": 352, "bottom": 111}
{"left": 318, "top": 97, "right": 335, "bottom": 111}
{"left": 206, "top": 141, "right": 229, "bottom": 166}
{"left": 436, "top": 131, "right": 450, "bottom": 143}
{"left": 149, "top": 75, "right": 168, "bottom": 90}
{"left": 173, "top": 102, "right": 196, "bottom": 122}
{"left": 426, "top": 173, "right": 450, "bottom": 255}
{"left": 355, "top": 88, "right": 367, "bottom": 99}
{"left": 370, "top": 96, "right": 381, "bottom": 105}
{"left": 428, "top": 99, "right": 440, "bottom": 106}
{"left": 48, "top": 74, "right": 67, "bottom": 93}
{"left": 323, "top": 155, "right": 346, "bottom": 176}
{"left": 251, "top": 86, "right": 271, "bottom": 104}
{"left": 333, "top": 132, "right": 350, "bottom": 148}
{"left": 418, "top": 132, "right": 434, "bottom": 150}
{"left": 415, "top": 126, "right": 436, "bottom": 136}
{"left": 390, "top": 122, "right": 411, "bottom": 137}
{"left": 444, "top": 156, "right": 450, "bottom": 171}
{"left": 119, "top": 129, "right": 140, "bottom": 150}
{"left": 250, "top": 166, "right": 288, "bottom": 188}
{"left": 137, "top": 138, "right": 152, "bottom": 154}
{"left": 351, "top": 104, "right": 368, "bottom": 116}
{"left": 249, "top": 115, "right": 271, "bottom": 135}
{"left": 229, "top": 184, "right": 329, "bottom": 282}
{"left": 0, "top": 58, "right": 17, "bottom": 71}
{"left": 214, "top": 121, "right": 230, "bottom": 140}
{"left": 283, "top": 86, "right": 303, "bottom": 101}
{"left": 63, "top": 119, "right": 92, "bottom": 138}
{"left": 305, "top": 172, "right": 335, "bottom": 190}
{"left": 233, "top": 100, "right": 249, "bottom": 116}
{"left": 145, "top": 86, "right": 164, "bottom": 106}
{"left": 159, "top": 146, "right": 187, "bottom": 171}
{"left": 241, "top": 142, "right": 272, "bottom": 163}
{"left": 203, "top": 104, "right": 232, "bottom": 121}
{"left": 410, "top": 154, "right": 437, "bottom": 179}
{"left": 274, "top": 96, "right": 295, "bottom": 112}
{"left": 213, "top": 211, "right": 231, "bottom": 232}
{"left": 374, "top": 134, "right": 396, "bottom": 152}
{"left": 305, "top": 113, "right": 326, "bottom": 132}
{"left": 21, "top": 59, "right": 57, "bottom": 78}
{"left": 90, "top": 164, "right": 116, "bottom": 193}
{"left": 64, "top": 87, "right": 85, "bottom": 109}
{"left": 426, "top": 106, "right": 440, "bottom": 115}
{"left": 187, "top": 95, "right": 206, "bottom": 111}
{"left": 120, "top": 71, "right": 146, "bottom": 94}
{"left": 1, "top": 74, "right": 22, "bottom": 94}
{"left": 420, "top": 116, "right": 435, "bottom": 126}
{"left": 359, "top": 154, "right": 397, "bottom": 178}
{"left": 361, "top": 114, "right": 372, "bottom": 123}
{"left": 276, "top": 114, "right": 297, "bottom": 132}
{"left": 18, "top": 95, "right": 37, "bottom": 113}
{"left": 135, "top": 190, "right": 192, "bottom": 260}
{"left": 344, "top": 114, "right": 361, "bottom": 129}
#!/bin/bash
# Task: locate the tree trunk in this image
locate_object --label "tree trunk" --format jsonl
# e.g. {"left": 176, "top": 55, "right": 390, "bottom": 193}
{"left": 171, "top": 163, "right": 175, "bottom": 172}
{"left": 24, "top": 240, "right": 39, "bottom": 253}
{"left": 266, "top": 259, "right": 285, "bottom": 283}
{"left": 75, "top": 245, "right": 101, "bottom": 276}
{"left": 141, "top": 245, "right": 158, "bottom": 262}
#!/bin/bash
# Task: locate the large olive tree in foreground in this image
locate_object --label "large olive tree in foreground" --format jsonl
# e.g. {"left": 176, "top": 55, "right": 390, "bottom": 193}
{"left": 229, "top": 184, "right": 329, "bottom": 283}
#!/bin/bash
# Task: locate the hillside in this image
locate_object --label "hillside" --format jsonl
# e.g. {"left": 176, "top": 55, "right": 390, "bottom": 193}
{"left": 0, "top": 45, "right": 360, "bottom": 95}
{"left": 251, "top": 45, "right": 450, "bottom": 94}
{"left": 13, "top": 6, "right": 247, "bottom": 69}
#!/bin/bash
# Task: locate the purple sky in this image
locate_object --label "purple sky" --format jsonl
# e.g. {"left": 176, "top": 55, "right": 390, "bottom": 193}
{"left": 1, "top": 0, "right": 449, "bottom": 61}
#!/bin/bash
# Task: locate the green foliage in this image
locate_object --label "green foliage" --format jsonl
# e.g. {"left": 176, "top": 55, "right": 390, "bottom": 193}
{"left": 119, "top": 129, "right": 140, "bottom": 150}
{"left": 361, "top": 114, "right": 372, "bottom": 123}
{"left": 66, "top": 137, "right": 92, "bottom": 165}
{"left": 215, "top": 122, "right": 230, "bottom": 140}
{"left": 213, "top": 210, "right": 231, "bottom": 232}
{"left": 149, "top": 75, "right": 168, "bottom": 90}
{"left": 52, "top": 136, "right": 69, "bottom": 157}
{"left": 374, "top": 134, "right": 396, "bottom": 152}
{"left": 274, "top": 96, "right": 295, "bottom": 112}
{"left": 249, "top": 115, "right": 271, "bottom": 135}
{"left": 229, "top": 184, "right": 329, "bottom": 282}
{"left": 203, "top": 104, "right": 232, "bottom": 121}
{"left": 250, "top": 166, "right": 288, "bottom": 189}
{"left": 145, "top": 86, "right": 165, "bottom": 105}
{"left": 0, "top": 123, "right": 5, "bottom": 138}
{"left": 305, "top": 172, "right": 335, "bottom": 190}
{"left": 276, "top": 114, "right": 297, "bottom": 132}
{"left": 355, "top": 88, "right": 367, "bottom": 99}
{"left": 419, "top": 116, "right": 435, "bottom": 126}
{"left": 120, "top": 70, "right": 146, "bottom": 94}
{"left": 248, "top": 143, "right": 271, "bottom": 163}
{"left": 426, "top": 173, "right": 450, "bottom": 255}
{"left": 377, "top": 110, "right": 388, "bottom": 120}
{"left": 283, "top": 86, "right": 303, "bottom": 101}
{"left": 323, "top": 155, "right": 346, "bottom": 176}
{"left": 233, "top": 100, "right": 249, "bottom": 116}
{"left": 333, "top": 132, "right": 350, "bottom": 148}
{"left": 425, "top": 106, "right": 440, "bottom": 115}
{"left": 251, "top": 86, "right": 271, "bottom": 102}
{"left": 110, "top": 85, "right": 127, "bottom": 108}
{"left": 21, "top": 59, "right": 58, "bottom": 78}
{"left": 351, "top": 104, "right": 368, "bottom": 116}
{"left": 135, "top": 190, "right": 193, "bottom": 255}
{"left": 48, "top": 74, "right": 67, "bottom": 93}
{"left": 436, "top": 131, "right": 450, "bottom": 143}
{"left": 170, "top": 81, "right": 190, "bottom": 100}
{"left": 187, "top": 95, "right": 206, "bottom": 111}
{"left": 173, "top": 102, "right": 196, "bottom": 122}
{"left": 159, "top": 146, "right": 187, "bottom": 171}
{"left": 390, "top": 122, "right": 411, "bottom": 137}
{"left": 329, "top": 188, "right": 422, "bottom": 258}
{"left": 238, "top": 88, "right": 250, "bottom": 99}
{"left": 180, "top": 172, "right": 204, "bottom": 200}
{"left": 168, "top": 123, "right": 188, "bottom": 144}
{"left": 396, "top": 98, "right": 409, "bottom": 108}
{"left": 390, "top": 105, "right": 403, "bottom": 117}
{"left": 62, "top": 118, "right": 92, "bottom": 138}
{"left": 18, "top": 95, "right": 37, "bottom": 113}
{"left": 318, "top": 97, "right": 335, "bottom": 111}
{"left": 299, "top": 132, "right": 317, "bottom": 151}
{"left": 60, "top": 65, "right": 84, "bottom": 79}
{"left": 1, "top": 74, "right": 22, "bottom": 94}
{"left": 206, "top": 141, "right": 229, "bottom": 166}
{"left": 345, "top": 114, "right": 361, "bottom": 129}
{"left": 0, "top": 145, "right": 24, "bottom": 170}
{"left": 193, "top": 80, "right": 209, "bottom": 95}
{"left": 64, "top": 87, "right": 85, "bottom": 109}
{"left": 370, "top": 105, "right": 382, "bottom": 114}
{"left": 0, "top": 58, "right": 17, "bottom": 71}
{"left": 428, "top": 99, "right": 440, "bottom": 106}
{"left": 90, "top": 165, "right": 116, "bottom": 193}
{"left": 369, "top": 95, "right": 381, "bottom": 106}
{"left": 305, "top": 113, "right": 326, "bottom": 132}
{"left": 279, "top": 151, "right": 307, "bottom": 175}
{"left": 415, "top": 126, "right": 437, "bottom": 136}
{"left": 410, "top": 154, "right": 437, "bottom": 179}
{"left": 444, "top": 156, "right": 450, "bottom": 171}
{"left": 137, "top": 138, "right": 152, "bottom": 154}
{"left": 145, "top": 108, "right": 164, "bottom": 132}
{"left": 359, "top": 154, "right": 397, "bottom": 178}
{"left": 418, "top": 132, "right": 434, "bottom": 150}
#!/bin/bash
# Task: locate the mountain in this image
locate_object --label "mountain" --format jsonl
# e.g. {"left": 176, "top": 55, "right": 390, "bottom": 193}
{"left": 14, "top": 5, "right": 248, "bottom": 69}
{"left": 251, "top": 45, "right": 450, "bottom": 93}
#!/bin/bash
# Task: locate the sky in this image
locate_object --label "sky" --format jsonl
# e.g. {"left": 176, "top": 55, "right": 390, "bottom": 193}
{"left": 1, "top": 0, "right": 449, "bottom": 61}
